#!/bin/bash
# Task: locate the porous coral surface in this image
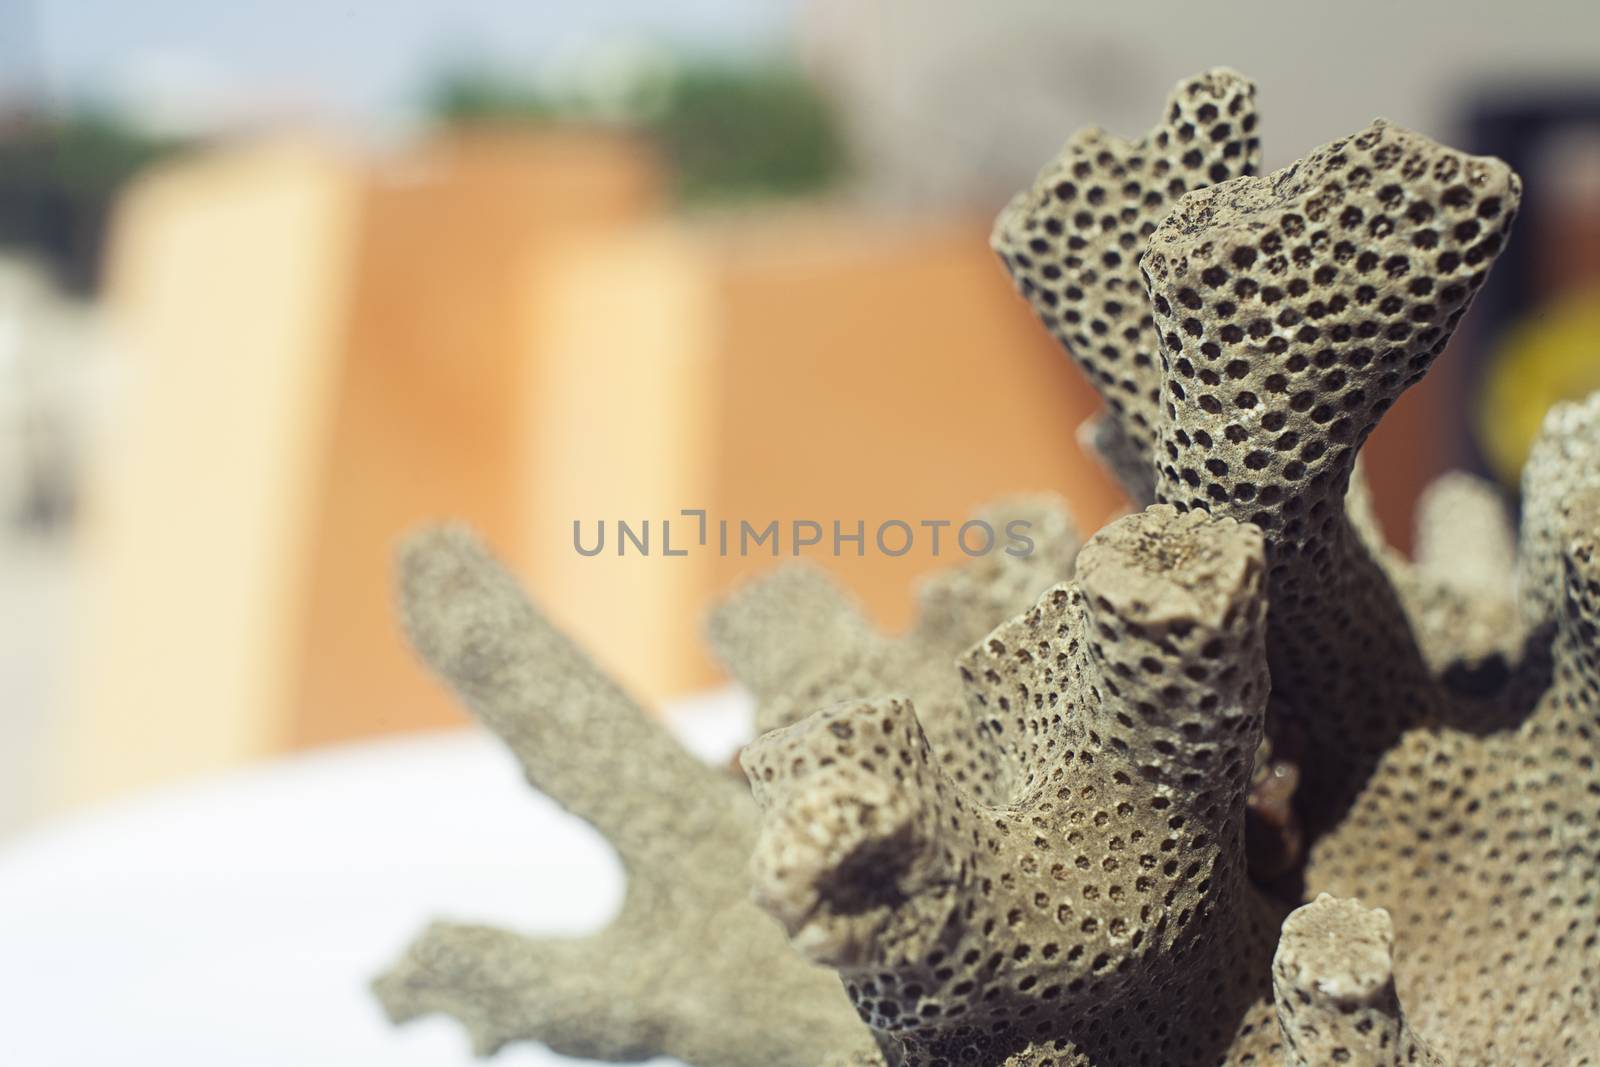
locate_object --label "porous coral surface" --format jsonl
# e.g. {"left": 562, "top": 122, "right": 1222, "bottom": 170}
{"left": 993, "top": 68, "right": 1260, "bottom": 505}
{"left": 381, "top": 69, "right": 1598, "bottom": 1067}
{"left": 376, "top": 500, "right": 1082, "bottom": 1066}
{"left": 744, "top": 505, "right": 1288, "bottom": 1066}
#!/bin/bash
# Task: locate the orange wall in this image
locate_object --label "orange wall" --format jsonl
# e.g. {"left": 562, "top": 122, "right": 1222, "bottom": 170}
{"left": 709, "top": 215, "right": 1121, "bottom": 633}
{"left": 518, "top": 213, "right": 1122, "bottom": 705}
{"left": 286, "top": 128, "right": 664, "bottom": 747}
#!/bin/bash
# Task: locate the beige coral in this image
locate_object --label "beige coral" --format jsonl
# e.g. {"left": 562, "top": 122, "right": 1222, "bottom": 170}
{"left": 1392, "top": 471, "right": 1524, "bottom": 693}
{"left": 1303, "top": 476, "right": 1600, "bottom": 1065}
{"left": 992, "top": 67, "right": 1261, "bottom": 504}
{"left": 371, "top": 527, "right": 864, "bottom": 1066}
{"left": 710, "top": 495, "right": 1083, "bottom": 804}
{"left": 379, "top": 65, "right": 1600, "bottom": 1067}
{"left": 377, "top": 498, "right": 1083, "bottom": 1064}
{"left": 989, "top": 69, "right": 1596, "bottom": 1067}
{"left": 742, "top": 505, "right": 1286, "bottom": 1065}
{"left": 1272, "top": 894, "right": 1446, "bottom": 1067}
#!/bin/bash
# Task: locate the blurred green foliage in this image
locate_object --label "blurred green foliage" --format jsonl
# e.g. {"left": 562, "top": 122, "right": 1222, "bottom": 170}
{"left": 0, "top": 56, "right": 844, "bottom": 292}
{"left": 426, "top": 58, "right": 847, "bottom": 204}
{"left": 429, "top": 71, "right": 562, "bottom": 125}
{"left": 652, "top": 64, "right": 846, "bottom": 203}
{"left": 0, "top": 113, "right": 184, "bottom": 293}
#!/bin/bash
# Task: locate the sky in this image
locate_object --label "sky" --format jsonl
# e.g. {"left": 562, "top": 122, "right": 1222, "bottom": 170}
{"left": 1, "top": 0, "right": 800, "bottom": 134}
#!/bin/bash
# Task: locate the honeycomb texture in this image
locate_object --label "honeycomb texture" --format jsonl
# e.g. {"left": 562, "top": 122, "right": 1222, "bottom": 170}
{"left": 709, "top": 496, "right": 1083, "bottom": 806}
{"left": 1137, "top": 116, "right": 1523, "bottom": 827}
{"left": 380, "top": 67, "right": 1600, "bottom": 1067}
{"left": 742, "top": 505, "right": 1290, "bottom": 1066}
{"left": 993, "top": 68, "right": 1262, "bottom": 504}
{"left": 377, "top": 500, "right": 1079, "bottom": 1063}
{"left": 750, "top": 79, "right": 1598, "bottom": 1067}
{"left": 1302, "top": 472, "right": 1600, "bottom": 1065}
{"left": 1519, "top": 393, "right": 1600, "bottom": 630}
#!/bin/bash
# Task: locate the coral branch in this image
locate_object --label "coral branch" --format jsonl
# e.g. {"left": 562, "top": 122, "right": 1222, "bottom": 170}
{"left": 744, "top": 506, "right": 1286, "bottom": 1065}
{"left": 377, "top": 526, "right": 865, "bottom": 1066}
{"left": 709, "top": 564, "right": 873, "bottom": 712}
{"left": 1069, "top": 504, "right": 1267, "bottom": 796}
{"left": 1413, "top": 472, "right": 1515, "bottom": 600}
{"left": 911, "top": 495, "right": 1083, "bottom": 651}
{"left": 394, "top": 526, "right": 746, "bottom": 866}
{"left": 1272, "top": 895, "right": 1447, "bottom": 1067}
{"left": 711, "top": 496, "right": 1082, "bottom": 801}
{"left": 1519, "top": 392, "right": 1600, "bottom": 630}
{"left": 375, "top": 922, "right": 665, "bottom": 1061}
{"left": 1554, "top": 488, "right": 1600, "bottom": 688}
{"left": 1347, "top": 463, "right": 1523, "bottom": 696}
{"left": 1403, "top": 471, "right": 1522, "bottom": 692}
{"left": 994, "top": 68, "right": 1261, "bottom": 505}
{"left": 1141, "top": 121, "right": 1521, "bottom": 821}
{"left": 742, "top": 696, "right": 960, "bottom": 970}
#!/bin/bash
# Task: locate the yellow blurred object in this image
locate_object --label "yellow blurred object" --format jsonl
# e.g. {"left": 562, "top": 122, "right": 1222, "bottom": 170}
{"left": 62, "top": 129, "right": 664, "bottom": 806}
{"left": 1479, "top": 286, "right": 1600, "bottom": 485}
{"left": 62, "top": 138, "right": 365, "bottom": 809}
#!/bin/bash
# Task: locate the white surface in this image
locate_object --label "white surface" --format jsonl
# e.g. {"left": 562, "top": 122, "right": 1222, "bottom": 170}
{"left": 0, "top": 688, "right": 754, "bottom": 1067}
{"left": 0, "top": 534, "right": 75, "bottom": 836}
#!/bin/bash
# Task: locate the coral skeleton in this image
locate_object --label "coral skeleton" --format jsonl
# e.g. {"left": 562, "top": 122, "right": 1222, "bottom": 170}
{"left": 378, "top": 68, "right": 1599, "bottom": 1067}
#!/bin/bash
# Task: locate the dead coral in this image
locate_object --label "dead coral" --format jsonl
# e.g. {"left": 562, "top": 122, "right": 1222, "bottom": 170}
{"left": 742, "top": 505, "right": 1287, "bottom": 1065}
{"left": 1271, "top": 894, "right": 1446, "bottom": 1067}
{"left": 988, "top": 72, "right": 1595, "bottom": 1067}
{"left": 378, "top": 498, "right": 1081, "bottom": 1063}
{"left": 372, "top": 527, "right": 864, "bottom": 1066}
{"left": 992, "top": 68, "right": 1261, "bottom": 504}
{"left": 381, "top": 64, "right": 1600, "bottom": 1067}
{"left": 1383, "top": 470, "right": 1524, "bottom": 695}
{"left": 710, "top": 495, "right": 1082, "bottom": 805}
{"left": 1128, "top": 117, "right": 1521, "bottom": 828}
{"left": 1303, "top": 464, "right": 1600, "bottom": 1064}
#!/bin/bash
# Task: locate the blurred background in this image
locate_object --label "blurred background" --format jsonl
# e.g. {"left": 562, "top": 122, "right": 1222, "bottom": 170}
{"left": 2, "top": 0, "right": 1597, "bottom": 834}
